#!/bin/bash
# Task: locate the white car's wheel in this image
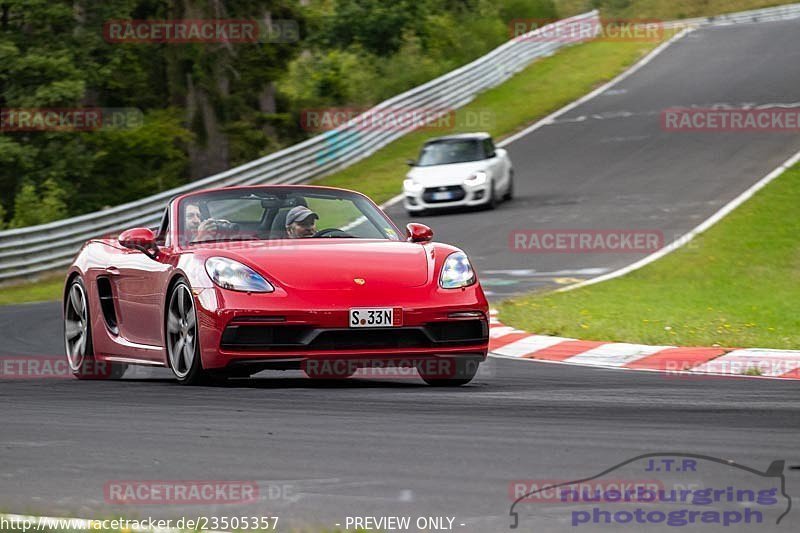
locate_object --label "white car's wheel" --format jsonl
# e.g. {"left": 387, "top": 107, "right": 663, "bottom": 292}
{"left": 486, "top": 180, "right": 499, "bottom": 210}
{"left": 503, "top": 169, "right": 514, "bottom": 201}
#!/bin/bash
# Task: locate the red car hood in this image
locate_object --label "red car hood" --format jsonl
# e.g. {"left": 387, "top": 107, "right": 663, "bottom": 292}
{"left": 215, "top": 239, "right": 430, "bottom": 290}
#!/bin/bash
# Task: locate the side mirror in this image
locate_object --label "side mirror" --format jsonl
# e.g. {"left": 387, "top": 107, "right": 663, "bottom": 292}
{"left": 406, "top": 223, "right": 433, "bottom": 243}
{"left": 118, "top": 227, "right": 158, "bottom": 258}
{"left": 406, "top": 159, "right": 416, "bottom": 167}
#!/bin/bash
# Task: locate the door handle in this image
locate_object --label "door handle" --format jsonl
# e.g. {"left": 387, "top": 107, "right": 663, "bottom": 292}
{"left": 105, "top": 267, "right": 120, "bottom": 276}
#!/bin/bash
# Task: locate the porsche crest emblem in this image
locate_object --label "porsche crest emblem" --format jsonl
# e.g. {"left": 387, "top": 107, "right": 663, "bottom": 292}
{"left": 354, "top": 278, "right": 366, "bottom": 285}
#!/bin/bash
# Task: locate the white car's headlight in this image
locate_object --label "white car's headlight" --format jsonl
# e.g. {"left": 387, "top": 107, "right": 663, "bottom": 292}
{"left": 205, "top": 257, "right": 274, "bottom": 293}
{"left": 464, "top": 171, "right": 487, "bottom": 186}
{"left": 440, "top": 251, "right": 476, "bottom": 289}
{"left": 404, "top": 178, "right": 424, "bottom": 192}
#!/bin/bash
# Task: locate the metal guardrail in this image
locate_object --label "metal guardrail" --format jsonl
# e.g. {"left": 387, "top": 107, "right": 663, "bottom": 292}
{"left": 3, "top": 2, "right": 800, "bottom": 282}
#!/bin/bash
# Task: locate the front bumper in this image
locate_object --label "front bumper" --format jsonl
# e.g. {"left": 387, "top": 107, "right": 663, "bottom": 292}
{"left": 403, "top": 181, "right": 491, "bottom": 211}
{"left": 194, "top": 286, "right": 489, "bottom": 370}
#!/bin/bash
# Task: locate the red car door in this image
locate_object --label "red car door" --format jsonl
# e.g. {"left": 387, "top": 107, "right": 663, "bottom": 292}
{"left": 109, "top": 245, "right": 172, "bottom": 348}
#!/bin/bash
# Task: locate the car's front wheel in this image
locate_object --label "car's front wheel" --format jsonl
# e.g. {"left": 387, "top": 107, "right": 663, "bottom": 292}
{"left": 417, "top": 358, "right": 479, "bottom": 386}
{"left": 166, "top": 280, "right": 211, "bottom": 385}
{"left": 503, "top": 169, "right": 514, "bottom": 201}
{"left": 486, "top": 180, "right": 500, "bottom": 210}
{"left": 64, "top": 277, "right": 127, "bottom": 380}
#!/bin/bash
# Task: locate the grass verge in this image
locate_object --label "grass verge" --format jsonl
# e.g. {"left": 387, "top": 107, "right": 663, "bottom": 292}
{"left": 0, "top": 37, "right": 663, "bottom": 306}
{"left": 498, "top": 165, "right": 800, "bottom": 350}
{"left": 0, "top": 275, "right": 64, "bottom": 306}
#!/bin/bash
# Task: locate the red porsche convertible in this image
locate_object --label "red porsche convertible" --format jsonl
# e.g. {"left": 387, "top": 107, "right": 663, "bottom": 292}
{"left": 63, "top": 185, "right": 489, "bottom": 385}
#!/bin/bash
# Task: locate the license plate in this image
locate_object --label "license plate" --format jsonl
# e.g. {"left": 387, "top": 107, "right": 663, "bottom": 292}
{"left": 349, "top": 308, "right": 395, "bottom": 328}
{"left": 432, "top": 191, "right": 454, "bottom": 201}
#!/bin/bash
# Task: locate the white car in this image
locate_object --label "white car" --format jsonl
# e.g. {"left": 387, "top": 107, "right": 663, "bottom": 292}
{"left": 403, "top": 133, "right": 513, "bottom": 214}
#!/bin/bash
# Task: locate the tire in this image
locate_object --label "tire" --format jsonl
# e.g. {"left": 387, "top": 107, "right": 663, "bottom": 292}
{"left": 503, "top": 169, "right": 514, "bottom": 201}
{"left": 417, "top": 358, "right": 479, "bottom": 387}
{"left": 486, "top": 181, "right": 499, "bottom": 210}
{"left": 64, "top": 277, "right": 127, "bottom": 380}
{"left": 165, "top": 280, "right": 212, "bottom": 385}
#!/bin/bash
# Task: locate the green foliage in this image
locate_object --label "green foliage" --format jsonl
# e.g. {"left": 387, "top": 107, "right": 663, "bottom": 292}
{"left": 79, "top": 109, "right": 192, "bottom": 212}
{"left": 279, "top": 48, "right": 380, "bottom": 108}
{"left": 308, "top": 0, "right": 426, "bottom": 56}
{"left": 9, "top": 178, "right": 68, "bottom": 227}
{"left": 281, "top": 0, "right": 559, "bottom": 115}
{"left": 40, "top": 178, "right": 69, "bottom": 222}
{"left": 10, "top": 181, "right": 41, "bottom": 228}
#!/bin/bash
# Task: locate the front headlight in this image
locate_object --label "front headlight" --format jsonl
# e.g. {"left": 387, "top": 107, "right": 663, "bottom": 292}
{"left": 205, "top": 257, "right": 274, "bottom": 293}
{"left": 440, "top": 251, "right": 476, "bottom": 289}
{"left": 464, "top": 171, "right": 487, "bottom": 186}
{"left": 404, "top": 178, "right": 423, "bottom": 192}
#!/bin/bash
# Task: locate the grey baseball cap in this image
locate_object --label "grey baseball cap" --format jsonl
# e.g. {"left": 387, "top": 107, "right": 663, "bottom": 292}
{"left": 285, "top": 205, "right": 319, "bottom": 226}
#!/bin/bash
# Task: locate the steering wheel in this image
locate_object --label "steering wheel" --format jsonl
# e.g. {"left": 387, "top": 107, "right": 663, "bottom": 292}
{"left": 312, "top": 228, "right": 355, "bottom": 238}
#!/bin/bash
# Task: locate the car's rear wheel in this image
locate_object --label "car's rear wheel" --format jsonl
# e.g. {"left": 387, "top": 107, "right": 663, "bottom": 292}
{"left": 417, "top": 358, "right": 479, "bottom": 386}
{"left": 64, "top": 277, "right": 127, "bottom": 380}
{"left": 166, "top": 280, "right": 212, "bottom": 385}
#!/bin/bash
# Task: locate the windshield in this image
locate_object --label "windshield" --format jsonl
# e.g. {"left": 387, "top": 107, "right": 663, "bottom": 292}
{"left": 416, "top": 139, "right": 485, "bottom": 166}
{"left": 178, "top": 187, "right": 401, "bottom": 245}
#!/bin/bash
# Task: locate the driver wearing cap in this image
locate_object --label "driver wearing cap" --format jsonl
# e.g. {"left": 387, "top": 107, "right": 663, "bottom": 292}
{"left": 285, "top": 206, "right": 319, "bottom": 238}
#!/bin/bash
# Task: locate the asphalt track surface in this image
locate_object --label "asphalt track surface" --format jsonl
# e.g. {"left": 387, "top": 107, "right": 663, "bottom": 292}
{"left": 2, "top": 19, "right": 800, "bottom": 533}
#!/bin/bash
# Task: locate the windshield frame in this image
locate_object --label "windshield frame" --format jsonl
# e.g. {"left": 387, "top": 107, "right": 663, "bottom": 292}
{"left": 172, "top": 185, "right": 403, "bottom": 248}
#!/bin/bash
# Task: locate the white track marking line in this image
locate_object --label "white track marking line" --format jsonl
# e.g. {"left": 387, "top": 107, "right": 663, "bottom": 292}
{"left": 560, "top": 147, "right": 800, "bottom": 293}
{"left": 563, "top": 343, "right": 673, "bottom": 367}
{"left": 493, "top": 335, "right": 572, "bottom": 358}
{"left": 380, "top": 194, "right": 404, "bottom": 209}
{"left": 498, "top": 28, "right": 693, "bottom": 147}
{"left": 488, "top": 326, "right": 521, "bottom": 338}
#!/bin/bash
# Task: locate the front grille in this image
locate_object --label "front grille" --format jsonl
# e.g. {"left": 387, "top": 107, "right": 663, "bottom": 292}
{"left": 422, "top": 185, "right": 466, "bottom": 203}
{"left": 309, "top": 329, "right": 430, "bottom": 349}
{"left": 221, "top": 320, "right": 487, "bottom": 351}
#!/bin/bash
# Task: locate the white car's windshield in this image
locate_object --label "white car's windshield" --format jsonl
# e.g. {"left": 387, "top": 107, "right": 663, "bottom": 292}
{"left": 416, "top": 140, "right": 485, "bottom": 166}
{"left": 178, "top": 187, "right": 401, "bottom": 244}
